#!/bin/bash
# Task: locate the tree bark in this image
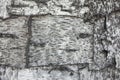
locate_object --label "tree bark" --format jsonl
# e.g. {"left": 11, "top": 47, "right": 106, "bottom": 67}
{"left": 0, "top": 0, "right": 120, "bottom": 80}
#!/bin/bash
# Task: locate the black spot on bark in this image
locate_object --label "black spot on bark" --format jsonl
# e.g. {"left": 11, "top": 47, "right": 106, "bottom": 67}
{"left": 70, "top": 72, "right": 74, "bottom": 76}
{"left": 102, "top": 50, "right": 108, "bottom": 58}
{"left": 39, "top": 42, "right": 46, "bottom": 47}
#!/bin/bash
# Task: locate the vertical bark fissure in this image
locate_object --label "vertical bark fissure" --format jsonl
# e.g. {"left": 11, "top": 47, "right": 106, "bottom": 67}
{"left": 77, "top": 64, "right": 81, "bottom": 80}
{"left": 92, "top": 24, "right": 95, "bottom": 64}
{"left": 25, "top": 16, "right": 32, "bottom": 68}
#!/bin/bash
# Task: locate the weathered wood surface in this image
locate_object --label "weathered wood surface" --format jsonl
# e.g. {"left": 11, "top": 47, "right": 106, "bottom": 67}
{"left": 0, "top": 0, "right": 120, "bottom": 80}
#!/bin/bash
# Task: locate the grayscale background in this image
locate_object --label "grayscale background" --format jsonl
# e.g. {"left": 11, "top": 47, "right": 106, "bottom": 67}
{"left": 0, "top": 0, "right": 120, "bottom": 80}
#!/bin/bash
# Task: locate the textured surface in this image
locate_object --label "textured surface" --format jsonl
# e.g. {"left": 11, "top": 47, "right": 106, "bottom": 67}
{"left": 8, "top": 0, "right": 88, "bottom": 16}
{"left": 0, "top": 17, "right": 28, "bottom": 68}
{"left": 29, "top": 16, "right": 93, "bottom": 66}
{"left": 0, "top": 0, "right": 11, "bottom": 19}
{"left": 79, "top": 67, "right": 114, "bottom": 80}
{"left": 0, "top": 0, "right": 120, "bottom": 80}
{"left": 0, "top": 66, "right": 78, "bottom": 80}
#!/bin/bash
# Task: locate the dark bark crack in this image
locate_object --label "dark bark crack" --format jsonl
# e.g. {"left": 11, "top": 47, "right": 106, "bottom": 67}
{"left": 77, "top": 33, "right": 92, "bottom": 39}
{"left": 0, "top": 33, "right": 18, "bottom": 39}
{"left": 25, "top": 16, "right": 32, "bottom": 68}
{"left": 48, "top": 65, "right": 74, "bottom": 74}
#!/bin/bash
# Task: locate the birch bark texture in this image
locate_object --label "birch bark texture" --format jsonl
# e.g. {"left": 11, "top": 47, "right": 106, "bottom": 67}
{"left": 0, "top": 0, "right": 120, "bottom": 80}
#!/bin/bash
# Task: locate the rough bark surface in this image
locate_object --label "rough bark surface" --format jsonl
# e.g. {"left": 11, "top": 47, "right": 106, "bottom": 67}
{"left": 0, "top": 0, "right": 120, "bottom": 80}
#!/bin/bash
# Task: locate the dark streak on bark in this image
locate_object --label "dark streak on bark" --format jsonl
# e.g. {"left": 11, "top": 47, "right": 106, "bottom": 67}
{"left": 30, "top": 41, "right": 46, "bottom": 47}
{"left": 104, "top": 16, "right": 107, "bottom": 31}
{"left": 11, "top": 0, "right": 15, "bottom": 8}
{"left": 102, "top": 16, "right": 108, "bottom": 59}
{"left": 11, "top": 5, "right": 29, "bottom": 8}
{"left": 61, "top": 9, "right": 73, "bottom": 13}
{"left": 92, "top": 23, "right": 95, "bottom": 62}
{"left": 77, "top": 63, "right": 81, "bottom": 80}
{"left": 0, "top": 33, "right": 19, "bottom": 39}
{"left": 25, "top": 16, "right": 32, "bottom": 68}
{"left": 78, "top": 33, "right": 92, "bottom": 39}
{"left": 48, "top": 65, "right": 74, "bottom": 74}
{"left": 59, "top": 48, "right": 79, "bottom": 52}
{"left": 0, "top": 64, "right": 21, "bottom": 69}
{"left": 78, "top": 64, "right": 88, "bottom": 70}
